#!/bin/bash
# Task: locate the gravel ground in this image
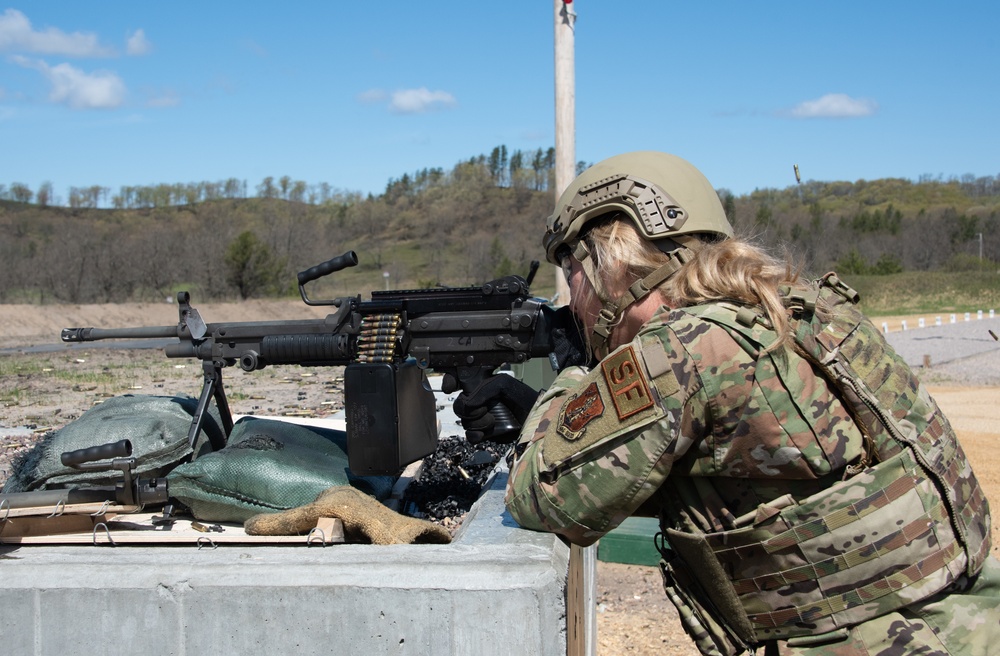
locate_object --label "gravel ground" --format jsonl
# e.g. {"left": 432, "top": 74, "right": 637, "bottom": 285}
{"left": 882, "top": 314, "right": 1000, "bottom": 384}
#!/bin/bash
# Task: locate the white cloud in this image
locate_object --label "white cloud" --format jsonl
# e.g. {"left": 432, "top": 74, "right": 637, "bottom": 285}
{"left": 789, "top": 93, "right": 878, "bottom": 119}
{"left": 357, "top": 88, "right": 387, "bottom": 104}
{"left": 0, "top": 9, "right": 115, "bottom": 57}
{"left": 242, "top": 39, "right": 268, "bottom": 58}
{"left": 146, "top": 91, "right": 179, "bottom": 108}
{"left": 357, "top": 87, "right": 457, "bottom": 113}
{"left": 126, "top": 29, "right": 151, "bottom": 56}
{"left": 13, "top": 56, "right": 125, "bottom": 109}
{"left": 389, "top": 87, "right": 456, "bottom": 114}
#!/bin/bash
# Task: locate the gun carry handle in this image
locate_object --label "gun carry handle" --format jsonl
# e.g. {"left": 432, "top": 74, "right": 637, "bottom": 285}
{"left": 297, "top": 251, "right": 359, "bottom": 286}
{"left": 61, "top": 440, "right": 133, "bottom": 468}
{"left": 298, "top": 251, "right": 359, "bottom": 306}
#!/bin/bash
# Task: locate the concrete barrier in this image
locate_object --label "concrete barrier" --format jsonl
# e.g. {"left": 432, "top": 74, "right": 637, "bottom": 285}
{"left": 0, "top": 465, "right": 593, "bottom": 655}
{"left": 1, "top": 372, "right": 596, "bottom": 655}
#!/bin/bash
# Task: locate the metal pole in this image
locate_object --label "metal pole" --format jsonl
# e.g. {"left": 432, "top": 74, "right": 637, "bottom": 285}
{"left": 553, "top": 0, "right": 575, "bottom": 306}
{"left": 978, "top": 233, "right": 983, "bottom": 261}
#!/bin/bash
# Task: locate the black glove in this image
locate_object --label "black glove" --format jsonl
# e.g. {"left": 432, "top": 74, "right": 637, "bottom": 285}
{"left": 446, "top": 374, "right": 539, "bottom": 444}
{"left": 544, "top": 305, "right": 591, "bottom": 371}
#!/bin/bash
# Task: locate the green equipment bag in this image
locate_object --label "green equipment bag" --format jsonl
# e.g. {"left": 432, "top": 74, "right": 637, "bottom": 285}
{"left": 166, "top": 416, "right": 396, "bottom": 523}
{"left": 2, "top": 394, "right": 222, "bottom": 493}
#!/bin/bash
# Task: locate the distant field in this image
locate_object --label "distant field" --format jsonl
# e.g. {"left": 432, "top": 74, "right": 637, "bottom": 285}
{"left": 2, "top": 267, "right": 999, "bottom": 348}
{"left": 846, "top": 270, "right": 1000, "bottom": 316}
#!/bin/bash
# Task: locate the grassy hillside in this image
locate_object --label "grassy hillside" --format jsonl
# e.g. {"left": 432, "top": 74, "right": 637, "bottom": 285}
{"left": 846, "top": 271, "right": 1000, "bottom": 316}
{"left": 3, "top": 151, "right": 999, "bottom": 306}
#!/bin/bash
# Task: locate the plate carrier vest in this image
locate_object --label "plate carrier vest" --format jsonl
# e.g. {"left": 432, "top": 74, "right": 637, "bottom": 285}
{"left": 655, "top": 273, "right": 992, "bottom": 655}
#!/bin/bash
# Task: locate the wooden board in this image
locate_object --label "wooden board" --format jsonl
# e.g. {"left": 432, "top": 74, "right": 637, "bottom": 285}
{"left": 0, "top": 509, "right": 344, "bottom": 546}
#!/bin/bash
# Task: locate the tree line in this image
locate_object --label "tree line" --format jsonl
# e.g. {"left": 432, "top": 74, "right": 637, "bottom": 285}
{"left": 1, "top": 147, "right": 998, "bottom": 305}
{"left": 1, "top": 147, "right": 570, "bottom": 211}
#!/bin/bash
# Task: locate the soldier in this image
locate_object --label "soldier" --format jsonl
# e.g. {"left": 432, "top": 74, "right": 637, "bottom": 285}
{"left": 453, "top": 151, "right": 999, "bottom": 655}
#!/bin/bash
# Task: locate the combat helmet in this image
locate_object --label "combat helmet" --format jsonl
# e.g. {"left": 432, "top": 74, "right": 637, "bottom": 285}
{"left": 545, "top": 151, "right": 734, "bottom": 357}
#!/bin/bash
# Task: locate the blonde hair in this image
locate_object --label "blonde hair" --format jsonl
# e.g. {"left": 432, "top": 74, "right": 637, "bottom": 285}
{"left": 582, "top": 219, "right": 807, "bottom": 349}
{"left": 571, "top": 218, "right": 665, "bottom": 331}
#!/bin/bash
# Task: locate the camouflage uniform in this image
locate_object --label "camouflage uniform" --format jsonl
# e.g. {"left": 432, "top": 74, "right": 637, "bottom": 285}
{"left": 506, "top": 277, "right": 998, "bottom": 655}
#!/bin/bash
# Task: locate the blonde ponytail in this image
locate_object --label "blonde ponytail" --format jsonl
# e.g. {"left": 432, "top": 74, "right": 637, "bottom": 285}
{"left": 662, "top": 239, "right": 803, "bottom": 349}
{"left": 584, "top": 220, "right": 809, "bottom": 350}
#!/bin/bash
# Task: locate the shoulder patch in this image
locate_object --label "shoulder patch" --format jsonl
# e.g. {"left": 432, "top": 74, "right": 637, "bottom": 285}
{"left": 601, "top": 345, "right": 655, "bottom": 420}
{"left": 557, "top": 382, "right": 605, "bottom": 441}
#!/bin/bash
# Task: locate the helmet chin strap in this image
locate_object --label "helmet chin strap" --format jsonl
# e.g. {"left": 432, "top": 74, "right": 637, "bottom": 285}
{"left": 573, "top": 236, "right": 702, "bottom": 359}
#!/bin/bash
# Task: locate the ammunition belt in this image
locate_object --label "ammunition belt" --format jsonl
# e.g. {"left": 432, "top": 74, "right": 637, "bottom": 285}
{"left": 357, "top": 313, "right": 402, "bottom": 363}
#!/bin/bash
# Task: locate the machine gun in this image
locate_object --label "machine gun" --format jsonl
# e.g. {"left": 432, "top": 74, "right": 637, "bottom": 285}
{"left": 62, "top": 252, "right": 564, "bottom": 475}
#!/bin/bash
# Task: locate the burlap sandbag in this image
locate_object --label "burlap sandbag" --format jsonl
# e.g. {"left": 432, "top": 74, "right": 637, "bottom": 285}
{"left": 166, "top": 416, "right": 395, "bottom": 523}
{"left": 3, "top": 394, "right": 221, "bottom": 493}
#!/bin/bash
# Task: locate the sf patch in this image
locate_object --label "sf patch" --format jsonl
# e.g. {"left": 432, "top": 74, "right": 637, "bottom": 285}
{"left": 601, "top": 345, "right": 654, "bottom": 420}
{"left": 557, "top": 382, "right": 605, "bottom": 441}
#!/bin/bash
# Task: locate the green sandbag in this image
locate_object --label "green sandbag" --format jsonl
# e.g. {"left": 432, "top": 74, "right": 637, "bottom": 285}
{"left": 166, "top": 416, "right": 396, "bottom": 523}
{"left": 3, "top": 394, "right": 222, "bottom": 493}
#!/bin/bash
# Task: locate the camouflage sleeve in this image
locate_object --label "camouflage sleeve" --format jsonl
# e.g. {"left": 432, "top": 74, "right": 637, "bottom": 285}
{"left": 505, "top": 328, "right": 700, "bottom": 546}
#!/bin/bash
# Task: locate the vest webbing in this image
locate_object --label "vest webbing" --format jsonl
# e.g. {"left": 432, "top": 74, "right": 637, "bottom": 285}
{"left": 661, "top": 274, "right": 991, "bottom": 641}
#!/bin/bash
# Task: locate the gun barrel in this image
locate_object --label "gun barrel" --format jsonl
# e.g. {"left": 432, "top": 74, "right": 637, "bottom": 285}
{"left": 61, "top": 325, "right": 180, "bottom": 343}
{"left": 0, "top": 487, "right": 119, "bottom": 510}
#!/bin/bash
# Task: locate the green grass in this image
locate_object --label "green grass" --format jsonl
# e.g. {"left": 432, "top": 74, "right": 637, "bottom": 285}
{"left": 0, "top": 351, "right": 189, "bottom": 407}
{"left": 2, "top": 356, "right": 111, "bottom": 386}
{"left": 0, "top": 355, "right": 46, "bottom": 377}
{"left": 0, "top": 355, "right": 49, "bottom": 406}
{"left": 0, "top": 384, "right": 28, "bottom": 407}
{"left": 841, "top": 271, "right": 1000, "bottom": 316}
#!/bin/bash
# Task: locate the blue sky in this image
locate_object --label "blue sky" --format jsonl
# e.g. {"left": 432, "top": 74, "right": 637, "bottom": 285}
{"left": 2, "top": 2, "right": 998, "bottom": 203}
